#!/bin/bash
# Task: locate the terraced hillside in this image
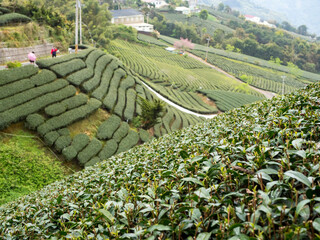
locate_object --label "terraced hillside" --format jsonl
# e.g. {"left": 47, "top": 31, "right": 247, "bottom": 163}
{"left": 1, "top": 81, "right": 320, "bottom": 239}
{"left": 0, "top": 48, "right": 204, "bottom": 167}
{"left": 108, "top": 39, "right": 265, "bottom": 112}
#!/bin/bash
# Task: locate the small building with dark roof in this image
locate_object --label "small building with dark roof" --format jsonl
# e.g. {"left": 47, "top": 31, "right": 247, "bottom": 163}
{"left": 110, "top": 9, "right": 154, "bottom": 33}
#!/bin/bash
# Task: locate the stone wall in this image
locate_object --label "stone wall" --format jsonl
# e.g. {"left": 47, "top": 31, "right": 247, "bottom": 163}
{"left": 0, "top": 43, "right": 54, "bottom": 64}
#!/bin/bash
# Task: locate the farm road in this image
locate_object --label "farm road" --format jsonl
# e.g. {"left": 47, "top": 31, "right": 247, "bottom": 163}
{"left": 187, "top": 52, "right": 276, "bottom": 99}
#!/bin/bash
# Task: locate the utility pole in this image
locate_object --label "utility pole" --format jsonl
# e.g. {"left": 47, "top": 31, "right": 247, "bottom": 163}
{"left": 205, "top": 37, "right": 210, "bottom": 62}
{"left": 281, "top": 75, "right": 286, "bottom": 95}
{"left": 79, "top": 0, "right": 82, "bottom": 45}
{"left": 75, "top": 0, "right": 79, "bottom": 53}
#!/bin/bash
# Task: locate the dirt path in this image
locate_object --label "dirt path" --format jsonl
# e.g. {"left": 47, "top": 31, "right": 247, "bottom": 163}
{"left": 187, "top": 52, "right": 276, "bottom": 99}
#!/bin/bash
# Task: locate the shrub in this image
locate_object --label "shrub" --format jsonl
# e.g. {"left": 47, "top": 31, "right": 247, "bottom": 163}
{"left": 0, "top": 7, "right": 10, "bottom": 14}
{"left": 113, "top": 122, "right": 129, "bottom": 143}
{"left": 139, "top": 129, "right": 150, "bottom": 142}
{"left": 57, "top": 128, "right": 70, "bottom": 136}
{"left": 37, "top": 98, "right": 101, "bottom": 136}
{"left": 120, "top": 76, "right": 135, "bottom": 90}
{"left": 77, "top": 138, "right": 102, "bottom": 165}
{"left": 50, "top": 59, "right": 86, "bottom": 77}
{"left": 71, "top": 133, "right": 90, "bottom": 152}
{"left": 85, "top": 49, "right": 105, "bottom": 68}
{"left": 0, "top": 85, "right": 76, "bottom": 130}
{"left": 62, "top": 146, "right": 77, "bottom": 161}
{"left": 45, "top": 104, "right": 67, "bottom": 116}
{"left": 0, "top": 65, "right": 38, "bottom": 86}
{"left": 116, "top": 130, "right": 139, "bottom": 154}
{"left": 44, "top": 131, "right": 60, "bottom": 146}
{"left": 66, "top": 68, "right": 94, "bottom": 86}
{"left": 0, "top": 79, "right": 68, "bottom": 113}
{"left": 138, "top": 97, "right": 166, "bottom": 129}
{"left": 97, "top": 115, "right": 121, "bottom": 140}
{"left": 25, "top": 114, "right": 45, "bottom": 130}
{"left": 124, "top": 89, "right": 136, "bottom": 120}
{"left": 103, "top": 89, "right": 117, "bottom": 111}
{"left": 113, "top": 88, "right": 125, "bottom": 117}
{"left": 84, "top": 157, "right": 101, "bottom": 168}
{"left": 54, "top": 135, "right": 72, "bottom": 152}
{"left": 82, "top": 55, "right": 114, "bottom": 92}
{"left": 6, "top": 61, "right": 21, "bottom": 68}
{"left": 98, "top": 139, "right": 118, "bottom": 160}
{"left": 0, "top": 13, "right": 31, "bottom": 26}
{"left": 36, "top": 49, "right": 93, "bottom": 69}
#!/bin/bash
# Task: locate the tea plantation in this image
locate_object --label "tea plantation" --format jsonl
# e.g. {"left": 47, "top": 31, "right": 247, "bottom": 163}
{"left": 108, "top": 39, "right": 264, "bottom": 112}
{"left": 0, "top": 48, "right": 204, "bottom": 168}
{"left": 1, "top": 81, "right": 320, "bottom": 238}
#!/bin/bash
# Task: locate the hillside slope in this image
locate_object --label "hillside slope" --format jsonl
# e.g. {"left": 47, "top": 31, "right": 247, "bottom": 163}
{"left": 1, "top": 82, "right": 320, "bottom": 238}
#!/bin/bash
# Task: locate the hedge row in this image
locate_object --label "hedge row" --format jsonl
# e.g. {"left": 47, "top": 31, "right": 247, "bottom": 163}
{"left": 124, "top": 88, "right": 136, "bottom": 120}
{"left": 113, "top": 88, "right": 126, "bottom": 117}
{"left": 97, "top": 115, "right": 121, "bottom": 140}
{"left": 58, "top": 128, "right": 70, "bottom": 136}
{"left": 171, "top": 108, "right": 182, "bottom": 131}
{"left": 44, "top": 131, "right": 60, "bottom": 146}
{"left": 0, "top": 65, "right": 38, "bottom": 86}
{"left": 0, "top": 13, "right": 31, "bottom": 25}
{"left": 25, "top": 113, "right": 45, "bottom": 130}
{"left": 84, "top": 156, "right": 101, "bottom": 168}
{"left": 0, "top": 69, "right": 56, "bottom": 99}
{"left": 37, "top": 49, "right": 93, "bottom": 68}
{"left": 0, "top": 79, "right": 68, "bottom": 113}
{"left": 50, "top": 59, "right": 86, "bottom": 77}
{"left": 62, "top": 146, "right": 77, "bottom": 161}
{"left": 66, "top": 68, "right": 94, "bottom": 86}
{"left": 98, "top": 139, "right": 118, "bottom": 160}
{"left": 82, "top": 55, "right": 113, "bottom": 92}
{"left": 116, "top": 130, "right": 139, "bottom": 154}
{"left": 77, "top": 138, "right": 102, "bottom": 165}
{"left": 37, "top": 98, "right": 101, "bottom": 136}
{"left": 0, "top": 85, "right": 76, "bottom": 130}
{"left": 54, "top": 135, "right": 72, "bottom": 153}
{"left": 135, "top": 84, "right": 146, "bottom": 116}
{"left": 113, "top": 122, "right": 129, "bottom": 143}
{"left": 85, "top": 49, "right": 106, "bottom": 68}
{"left": 120, "top": 75, "right": 135, "bottom": 90}
{"left": 0, "top": 7, "right": 10, "bottom": 13}
{"left": 92, "top": 61, "right": 126, "bottom": 101}
{"left": 139, "top": 129, "right": 150, "bottom": 142}
{"left": 45, "top": 93, "right": 88, "bottom": 116}
{"left": 70, "top": 133, "right": 90, "bottom": 152}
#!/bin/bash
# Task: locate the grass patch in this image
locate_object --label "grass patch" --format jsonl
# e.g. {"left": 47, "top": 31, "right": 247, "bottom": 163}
{"left": 68, "top": 108, "right": 109, "bottom": 138}
{"left": 207, "top": 14, "right": 217, "bottom": 21}
{"left": 0, "top": 129, "right": 69, "bottom": 205}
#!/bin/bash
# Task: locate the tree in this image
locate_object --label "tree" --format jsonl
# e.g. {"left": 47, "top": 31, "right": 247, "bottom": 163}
{"left": 174, "top": 37, "right": 195, "bottom": 52}
{"left": 217, "top": 3, "right": 224, "bottom": 11}
{"left": 297, "top": 25, "right": 308, "bottom": 36}
{"left": 199, "top": 9, "right": 208, "bottom": 20}
{"left": 138, "top": 97, "right": 166, "bottom": 129}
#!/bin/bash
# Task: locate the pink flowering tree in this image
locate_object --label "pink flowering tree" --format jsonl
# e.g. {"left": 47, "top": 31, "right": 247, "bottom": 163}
{"left": 174, "top": 38, "right": 195, "bottom": 53}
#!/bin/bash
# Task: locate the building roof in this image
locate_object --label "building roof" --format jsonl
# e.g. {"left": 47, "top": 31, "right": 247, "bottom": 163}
{"left": 110, "top": 9, "right": 142, "bottom": 18}
{"left": 175, "top": 7, "right": 190, "bottom": 11}
{"left": 125, "top": 23, "right": 153, "bottom": 27}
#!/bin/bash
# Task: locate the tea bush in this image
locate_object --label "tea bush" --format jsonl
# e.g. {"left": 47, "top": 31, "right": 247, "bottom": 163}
{"left": 84, "top": 157, "right": 101, "bottom": 168}
{"left": 43, "top": 131, "right": 60, "bottom": 146}
{"left": 98, "top": 139, "right": 118, "bottom": 160}
{"left": 50, "top": 59, "right": 86, "bottom": 77}
{"left": 66, "top": 68, "right": 94, "bottom": 86}
{"left": 123, "top": 88, "right": 136, "bottom": 120}
{"left": 77, "top": 138, "right": 102, "bottom": 165}
{"left": 62, "top": 146, "right": 77, "bottom": 161}
{"left": 97, "top": 115, "right": 121, "bottom": 140}
{"left": 0, "top": 65, "right": 38, "bottom": 86}
{"left": 54, "top": 135, "right": 72, "bottom": 153}
{"left": 139, "top": 129, "right": 150, "bottom": 142}
{"left": 70, "top": 133, "right": 90, "bottom": 152}
{"left": 116, "top": 130, "right": 139, "bottom": 154}
{"left": 25, "top": 113, "right": 45, "bottom": 130}
{"left": 85, "top": 49, "right": 105, "bottom": 68}
{"left": 0, "top": 13, "right": 31, "bottom": 25}
{"left": 113, "top": 122, "right": 129, "bottom": 143}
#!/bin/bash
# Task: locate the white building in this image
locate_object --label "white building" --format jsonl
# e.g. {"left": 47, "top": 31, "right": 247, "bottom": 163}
{"left": 142, "top": 0, "right": 168, "bottom": 8}
{"left": 110, "top": 9, "right": 154, "bottom": 33}
{"left": 175, "top": 7, "right": 191, "bottom": 15}
{"left": 244, "top": 15, "right": 276, "bottom": 28}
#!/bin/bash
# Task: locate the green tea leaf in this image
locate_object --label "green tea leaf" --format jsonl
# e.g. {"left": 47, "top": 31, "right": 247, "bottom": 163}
{"left": 182, "top": 177, "right": 204, "bottom": 186}
{"left": 99, "top": 209, "right": 114, "bottom": 223}
{"left": 196, "top": 232, "right": 212, "bottom": 240}
{"left": 284, "top": 170, "right": 311, "bottom": 188}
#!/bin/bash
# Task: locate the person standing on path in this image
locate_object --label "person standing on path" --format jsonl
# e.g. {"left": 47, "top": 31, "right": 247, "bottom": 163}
{"left": 28, "top": 51, "right": 36, "bottom": 65}
{"left": 51, "top": 47, "right": 58, "bottom": 58}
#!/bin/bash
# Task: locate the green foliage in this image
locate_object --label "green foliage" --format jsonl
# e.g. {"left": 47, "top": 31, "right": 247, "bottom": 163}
{"left": 77, "top": 138, "right": 102, "bottom": 165}
{"left": 50, "top": 59, "right": 86, "bottom": 77}
{"left": 62, "top": 146, "right": 77, "bottom": 161}
{"left": 0, "top": 79, "right": 68, "bottom": 113}
{"left": 54, "top": 135, "right": 72, "bottom": 153}
{"left": 116, "top": 130, "right": 139, "bottom": 154}
{"left": 113, "top": 122, "right": 129, "bottom": 143}
{"left": 123, "top": 88, "right": 136, "bottom": 121}
{"left": 0, "top": 13, "right": 31, "bottom": 25}
{"left": 57, "top": 128, "right": 70, "bottom": 136}
{"left": 71, "top": 133, "right": 90, "bottom": 152}
{"left": 84, "top": 157, "right": 101, "bottom": 168}
{"left": 37, "top": 98, "right": 101, "bottom": 136}
{"left": 0, "top": 65, "right": 38, "bottom": 86}
{"left": 98, "top": 139, "right": 118, "bottom": 160}
{"left": 199, "top": 10, "right": 208, "bottom": 20}
{"left": 66, "top": 68, "right": 94, "bottom": 86}
{"left": 25, "top": 113, "right": 45, "bottom": 130}
{"left": 139, "top": 129, "right": 150, "bottom": 142}
{"left": 44, "top": 131, "right": 60, "bottom": 146}
{"left": 138, "top": 97, "right": 165, "bottom": 129}
{"left": 85, "top": 49, "right": 105, "bottom": 68}
{"left": 6, "top": 61, "right": 22, "bottom": 68}
{"left": 0, "top": 132, "right": 65, "bottom": 205}
{"left": 97, "top": 115, "right": 121, "bottom": 140}
{"left": 0, "top": 85, "right": 76, "bottom": 130}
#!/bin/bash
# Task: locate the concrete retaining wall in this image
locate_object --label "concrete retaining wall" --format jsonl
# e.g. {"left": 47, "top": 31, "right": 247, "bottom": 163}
{"left": 0, "top": 43, "right": 54, "bottom": 64}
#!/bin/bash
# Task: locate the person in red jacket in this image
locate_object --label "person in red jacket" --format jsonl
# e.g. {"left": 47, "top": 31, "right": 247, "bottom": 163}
{"left": 51, "top": 47, "right": 58, "bottom": 58}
